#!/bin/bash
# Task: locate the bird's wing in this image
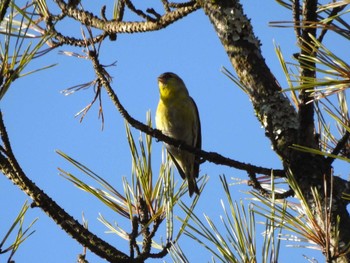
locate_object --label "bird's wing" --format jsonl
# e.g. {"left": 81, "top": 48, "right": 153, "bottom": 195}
{"left": 191, "top": 97, "right": 201, "bottom": 179}
{"left": 168, "top": 152, "right": 186, "bottom": 180}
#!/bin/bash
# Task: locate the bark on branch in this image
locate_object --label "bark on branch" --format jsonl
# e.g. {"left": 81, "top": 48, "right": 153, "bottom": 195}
{"left": 199, "top": 0, "right": 298, "bottom": 162}
{"left": 53, "top": 0, "right": 200, "bottom": 34}
{"left": 200, "top": 1, "right": 350, "bottom": 261}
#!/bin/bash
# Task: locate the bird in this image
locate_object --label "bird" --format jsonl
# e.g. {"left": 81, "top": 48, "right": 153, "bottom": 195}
{"left": 155, "top": 72, "right": 201, "bottom": 197}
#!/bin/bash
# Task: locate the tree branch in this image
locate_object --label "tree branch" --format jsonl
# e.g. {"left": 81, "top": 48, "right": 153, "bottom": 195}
{"left": 293, "top": 0, "right": 301, "bottom": 40}
{"left": 317, "top": 5, "right": 346, "bottom": 44}
{"left": 326, "top": 131, "right": 350, "bottom": 165}
{"left": 247, "top": 171, "right": 294, "bottom": 199}
{"left": 297, "top": 0, "right": 318, "bottom": 149}
{"left": 53, "top": 0, "right": 200, "bottom": 34}
{"left": 46, "top": 15, "right": 108, "bottom": 47}
{"left": 0, "top": 0, "right": 10, "bottom": 23}
{"left": 198, "top": 2, "right": 350, "bottom": 260}
{"left": 199, "top": 0, "right": 298, "bottom": 161}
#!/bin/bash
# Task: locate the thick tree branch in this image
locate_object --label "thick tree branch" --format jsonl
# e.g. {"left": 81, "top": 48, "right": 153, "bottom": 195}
{"left": 199, "top": 0, "right": 298, "bottom": 162}
{"left": 53, "top": 0, "right": 200, "bottom": 34}
{"left": 199, "top": 1, "right": 350, "bottom": 261}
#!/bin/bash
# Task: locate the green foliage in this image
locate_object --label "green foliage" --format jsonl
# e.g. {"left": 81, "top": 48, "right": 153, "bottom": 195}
{"left": 179, "top": 169, "right": 350, "bottom": 262}
{"left": 0, "top": 201, "right": 37, "bottom": 262}
{"left": 57, "top": 112, "right": 204, "bottom": 256}
{"left": 275, "top": 27, "right": 350, "bottom": 159}
{"left": 179, "top": 175, "right": 283, "bottom": 263}
{"left": 0, "top": 1, "right": 55, "bottom": 100}
{"left": 2, "top": 0, "right": 350, "bottom": 262}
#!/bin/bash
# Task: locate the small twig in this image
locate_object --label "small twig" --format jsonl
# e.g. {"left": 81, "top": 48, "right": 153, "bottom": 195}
{"left": 146, "top": 8, "right": 161, "bottom": 20}
{"left": 247, "top": 172, "right": 269, "bottom": 197}
{"left": 142, "top": 218, "right": 162, "bottom": 256}
{"left": 101, "top": 5, "right": 107, "bottom": 21}
{"left": 148, "top": 242, "right": 172, "bottom": 258}
{"left": 277, "top": 189, "right": 294, "bottom": 199}
{"left": 161, "top": 0, "right": 170, "bottom": 12}
{"left": 101, "top": 5, "right": 118, "bottom": 41}
{"left": 46, "top": 16, "right": 108, "bottom": 48}
{"left": 129, "top": 216, "right": 139, "bottom": 259}
{"left": 137, "top": 217, "right": 167, "bottom": 260}
{"left": 247, "top": 171, "right": 294, "bottom": 199}
{"left": 138, "top": 197, "right": 151, "bottom": 256}
{"left": 124, "top": 0, "right": 158, "bottom": 22}
{"left": 317, "top": 5, "right": 346, "bottom": 43}
{"left": 326, "top": 131, "right": 350, "bottom": 165}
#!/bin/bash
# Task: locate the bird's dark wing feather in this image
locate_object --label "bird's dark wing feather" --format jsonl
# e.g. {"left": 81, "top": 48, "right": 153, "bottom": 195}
{"left": 168, "top": 152, "right": 186, "bottom": 180}
{"left": 191, "top": 97, "right": 201, "bottom": 179}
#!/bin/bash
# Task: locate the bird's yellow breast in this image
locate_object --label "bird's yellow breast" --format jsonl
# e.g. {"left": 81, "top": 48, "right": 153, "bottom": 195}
{"left": 156, "top": 97, "right": 197, "bottom": 144}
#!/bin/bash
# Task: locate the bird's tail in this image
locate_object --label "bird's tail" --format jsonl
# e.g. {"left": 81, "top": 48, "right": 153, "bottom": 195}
{"left": 188, "top": 178, "right": 200, "bottom": 197}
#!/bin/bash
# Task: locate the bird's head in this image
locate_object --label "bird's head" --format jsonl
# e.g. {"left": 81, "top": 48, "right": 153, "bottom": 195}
{"left": 158, "top": 72, "right": 189, "bottom": 100}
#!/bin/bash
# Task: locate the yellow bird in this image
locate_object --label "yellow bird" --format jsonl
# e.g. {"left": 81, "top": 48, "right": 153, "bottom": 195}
{"left": 155, "top": 72, "right": 201, "bottom": 197}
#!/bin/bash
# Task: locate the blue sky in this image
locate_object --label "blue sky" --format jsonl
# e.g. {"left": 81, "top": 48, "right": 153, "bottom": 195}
{"left": 1, "top": 1, "right": 345, "bottom": 262}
